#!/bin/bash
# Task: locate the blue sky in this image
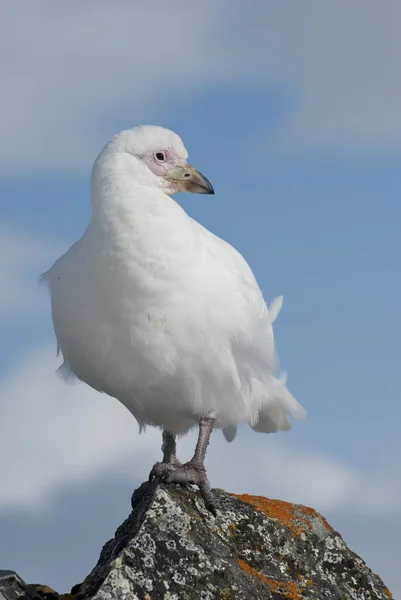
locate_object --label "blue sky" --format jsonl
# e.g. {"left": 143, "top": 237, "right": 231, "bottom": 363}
{"left": 1, "top": 1, "right": 400, "bottom": 596}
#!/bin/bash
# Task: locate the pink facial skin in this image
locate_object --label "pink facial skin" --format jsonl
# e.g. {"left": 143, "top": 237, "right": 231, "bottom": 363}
{"left": 145, "top": 148, "right": 184, "bottom": 178}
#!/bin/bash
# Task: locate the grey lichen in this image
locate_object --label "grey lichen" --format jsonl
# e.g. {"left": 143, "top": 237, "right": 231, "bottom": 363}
{"left": 75, "top": 481, "right": 393, "bottom": 600}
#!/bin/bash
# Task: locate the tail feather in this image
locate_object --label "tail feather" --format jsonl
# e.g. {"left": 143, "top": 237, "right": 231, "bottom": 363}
{"left": 268, "top": 295, "right": 283, "bottom": 324}
{"left": 56, "top": 360, "right": 80, "bottom": 385}
{"left": 251, "top": 375, "right": 306, "bottom": 434}
{"left": 252, "top": 403, "right": 291, "bottom": 433}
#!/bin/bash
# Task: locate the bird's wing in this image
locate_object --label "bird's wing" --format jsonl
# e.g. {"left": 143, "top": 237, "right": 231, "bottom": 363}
{"left": 192, "top": 220, "right": 282, "bottom": 374}
{"left": 192, "top": 221, "right": 306, "bottom": 435}
{"left": 193, "top": 219, "right": 281, "bottom": 327}
{"left": 194, "top": 220, "right": 259, "bottom": 286}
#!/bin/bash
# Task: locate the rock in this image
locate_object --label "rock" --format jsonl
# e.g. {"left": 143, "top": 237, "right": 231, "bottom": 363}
{"left": 27, "top": 584, "right": 62, "bottom": 599}
{"left": 0, "top": 571, "right": 27, "bottom": 600}
{"left": 0, "top": 571, "right": 77, "bottom": 600}
{"left": 1, "top": 482, "right": 393, "bottom": 599}
{"left": 74, "top": 480, "right": 393, "bottom": 600}
{"left": 0, "top": 571, "right": 64, "bottom": 600}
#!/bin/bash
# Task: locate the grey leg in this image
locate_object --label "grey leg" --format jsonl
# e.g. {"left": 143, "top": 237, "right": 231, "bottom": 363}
{"left": 161, "top": 430, "right": 180, "bottom": 465}
{"left": 148, "top": 430, "right": 181, "bottom": 482}
{"left": 149, "top": 417, "right": 216, "bottom": 515}
{"left": 192, "top": 417, "right": 214, "bottom": 464}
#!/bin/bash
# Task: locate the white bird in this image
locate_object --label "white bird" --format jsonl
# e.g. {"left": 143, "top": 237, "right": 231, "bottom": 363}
{"left": 42, "top": 125, "right": 306, "bottom": 513}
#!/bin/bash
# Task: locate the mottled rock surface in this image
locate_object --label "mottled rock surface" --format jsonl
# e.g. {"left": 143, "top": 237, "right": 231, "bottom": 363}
{"left": 73, "top": 480, "right": 393, "bottom": 600}
{"left": 0, "top": 571, "right": 27, "bottom": 600}
{"left": 0, "top": 570, "right": 74, "bottom": 600}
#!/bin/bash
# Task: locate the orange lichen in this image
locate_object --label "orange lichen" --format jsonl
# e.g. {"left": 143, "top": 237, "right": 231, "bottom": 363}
{"left": 233, "top": 494, "right": 307, "bottom": 536}
{"left": 238, "top": 558, "right": 303, "bottom": 600}
{"left": 300, "top": 506, "right": 333, "bottom": 531}
{"left": 375, "top": 574, "right": 393, "bottom": 598}
{"left": 238, "top": 558, "right": 270, "bottom": 585}
{"left": 37, "top": 586, "right": 58, "bottom": 595}
{"left": 280, "top": 581, "right": 304, "bottom": 600}
{"left": 232, "top": 494, "right": 333, "bottom": 537}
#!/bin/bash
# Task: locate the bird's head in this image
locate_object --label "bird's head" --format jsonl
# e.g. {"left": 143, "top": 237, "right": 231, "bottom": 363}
{"left": 92, "top": 125, "right": 214, "bottom": 198}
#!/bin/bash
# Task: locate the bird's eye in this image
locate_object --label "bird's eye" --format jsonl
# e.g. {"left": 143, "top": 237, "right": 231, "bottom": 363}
{"left": 155, "top": 152, "right": 165, "bottom": 161}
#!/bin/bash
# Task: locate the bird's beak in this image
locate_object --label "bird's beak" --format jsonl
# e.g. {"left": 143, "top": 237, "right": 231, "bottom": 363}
{"left": 169, "top": 165, "right": 214, "bottom": 195}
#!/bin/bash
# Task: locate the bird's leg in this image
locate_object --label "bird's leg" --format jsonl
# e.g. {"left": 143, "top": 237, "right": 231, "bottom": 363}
{"left": 161, "top": 430, "right": 180, "bottom": 465}
{"left": 149, "top": 417, "right": 216, "bottom": 515}
{"left": 148, "top": 430, "right": 181, "bottom": 481}
{"left": 191, "top": 416, "right": 214, "bottom": 465}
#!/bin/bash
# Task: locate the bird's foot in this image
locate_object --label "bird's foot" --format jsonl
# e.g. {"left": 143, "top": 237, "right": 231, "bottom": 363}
{"left": 148, "top": 461, "right": 178, "bottom": 481}
{"left": 149, "top": 460, "right": 216, "bottom": 516}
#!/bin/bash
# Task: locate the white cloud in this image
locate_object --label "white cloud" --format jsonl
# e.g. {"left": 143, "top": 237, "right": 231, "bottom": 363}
{"left": 0, "top": 225, "right": 63, "bottom": 320}
{"left": 1, "top": 343, "right": 399, "bottom": 515}
{"left": 1, "top": 1, "right": 401, "bottom": 173}
{"left": 0, "top": 344, "right": 161, "bottom": 510}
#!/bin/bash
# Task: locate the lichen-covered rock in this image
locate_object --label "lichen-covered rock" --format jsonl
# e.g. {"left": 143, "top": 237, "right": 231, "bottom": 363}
{"left": 0, "top": 571, "right": 27, "bottom": 600}
{"left": 76, "top": 480, "right": 393, "bottom": 600}
{"left": 0, "top": 570, "right": 67, "bottom": 600}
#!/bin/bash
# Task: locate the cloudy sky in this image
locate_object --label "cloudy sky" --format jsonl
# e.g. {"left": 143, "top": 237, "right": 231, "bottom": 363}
{"left": 1, "top": 1, "right": 400, "bottom": 596}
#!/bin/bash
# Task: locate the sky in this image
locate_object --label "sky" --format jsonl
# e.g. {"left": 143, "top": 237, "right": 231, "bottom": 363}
{"left": 1, "top": 0, "right": 400, "bottom": 596}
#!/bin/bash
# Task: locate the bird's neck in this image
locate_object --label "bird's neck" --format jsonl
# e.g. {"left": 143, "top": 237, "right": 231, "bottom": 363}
{"left": 88, "top": 169, "right": 197, "bottom": 257}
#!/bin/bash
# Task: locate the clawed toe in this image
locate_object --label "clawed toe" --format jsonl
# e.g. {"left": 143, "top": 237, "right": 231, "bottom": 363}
{"left": 149, "top": 460, "right": 216, "bottom": 516}
{"left": 148, "top": 462, "right": 177, "bottom": 482}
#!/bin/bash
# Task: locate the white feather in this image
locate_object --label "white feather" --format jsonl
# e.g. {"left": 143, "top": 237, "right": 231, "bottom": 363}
{"left": 56, "top": 361, "right": 80, "bottom": 386}
{"left": 268, "top": 295, "right": 283, "bottom": 323}
{"left": 42, "top": 126, "right": 306, "bottom": 437}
